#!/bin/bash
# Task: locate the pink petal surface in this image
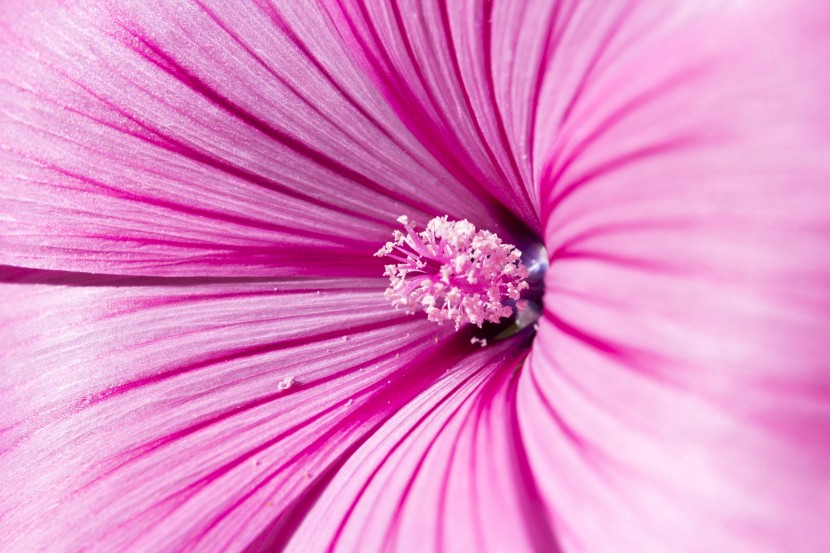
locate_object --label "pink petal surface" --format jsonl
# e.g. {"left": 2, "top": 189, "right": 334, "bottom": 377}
{"left": 0, "top": 268, "right": 523, "bottom": 552}
{"left": 1, "top": 0, "right": 830, "bottom": 552}
{"left": 284, "top": 337, "right": 550, "bottom": 553}
{"left": 323, "top": 0, "right": 556, "bottom": 230}
{"left": 0, "top": 0, "right": 525, "bottom": 277}
{"left": 526, "top": 2, "right": 830, "bottom": 552}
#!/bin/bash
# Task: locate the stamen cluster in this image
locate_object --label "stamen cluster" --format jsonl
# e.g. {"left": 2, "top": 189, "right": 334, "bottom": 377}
{"left": 376, "top": 216, "right": 529, "bottom": 330}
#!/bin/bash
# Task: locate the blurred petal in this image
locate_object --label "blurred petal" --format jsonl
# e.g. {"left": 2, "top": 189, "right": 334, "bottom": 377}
{"left": 525, "top": 2, "right": 830, "bottom": 552}
{"left": 0, "top": 269, "right": 487, "bottom": 552}
{"left": 284, "top": 336, "right": 550, "bottom": 553}
{"left": 0, "top": 1, "right": 515, "bottom": 277}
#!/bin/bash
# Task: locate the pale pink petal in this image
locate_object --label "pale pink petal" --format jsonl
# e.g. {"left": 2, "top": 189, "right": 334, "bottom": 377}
{"left": 283, "top": 336, "right": 549, "bottom": 553}
{"left": 523, "top": 2, "right": 830, "bottom": 552}
{"left": 4, "top": 1, "right": 830, "bottom": 552}
{"left": 325, "top": 0, "right": 555, "bottom": 232}
{"left": 0, "top": 1, "right": 516, "bottom": 277}
{"left": 0, "top": 269, "right": 489, "bottom": 552}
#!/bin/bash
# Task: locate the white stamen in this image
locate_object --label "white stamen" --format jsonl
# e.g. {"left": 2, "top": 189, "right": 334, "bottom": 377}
{"left": 376, "top": 216, "right": 529, "bottom": 330}
{"left": 470, "top": 337, "right": 488, "bottom": 348}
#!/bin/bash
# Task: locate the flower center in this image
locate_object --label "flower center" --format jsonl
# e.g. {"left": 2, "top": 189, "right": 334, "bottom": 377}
{"left": 376, "top": 215, "right": 531, "bottom": 330}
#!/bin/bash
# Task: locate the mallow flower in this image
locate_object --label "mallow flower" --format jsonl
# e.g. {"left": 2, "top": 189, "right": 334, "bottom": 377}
{"left": 2, "top": 1, "right": 830, "bottom": 552}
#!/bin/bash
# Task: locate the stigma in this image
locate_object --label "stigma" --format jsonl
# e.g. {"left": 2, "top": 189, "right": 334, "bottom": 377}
{"left": 375, "top": 215, "right": 530, "bottom": 330}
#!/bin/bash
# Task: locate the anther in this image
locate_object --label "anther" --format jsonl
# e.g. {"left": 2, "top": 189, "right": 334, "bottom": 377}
{"left": 375, "top": 216, "right": 530, "bottom": 330}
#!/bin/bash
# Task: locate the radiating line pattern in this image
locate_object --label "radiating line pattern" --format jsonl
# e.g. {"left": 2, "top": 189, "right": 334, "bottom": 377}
{"left": 2, "top": 1, "right": 830, "bottom": 552}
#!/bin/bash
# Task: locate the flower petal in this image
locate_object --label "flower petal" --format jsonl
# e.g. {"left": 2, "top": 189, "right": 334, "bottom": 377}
{"left": 283, "top": 335, "right": 552, "bottom": 553}
{"left": 0, "top": 268, "right": 481, "bottom": 552}
{"left": 524, "top": 2, "right": 830, "bottom": 552}
{"left": 0, "top": 1, "right": 507, "bottom": 277}
{"left": 325, "top": 0, "right": 557, "bottom": 232}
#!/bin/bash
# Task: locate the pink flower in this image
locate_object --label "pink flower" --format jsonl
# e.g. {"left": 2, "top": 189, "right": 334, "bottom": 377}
{"left": 2, "top": 1, "right": 830, "bottom": 552}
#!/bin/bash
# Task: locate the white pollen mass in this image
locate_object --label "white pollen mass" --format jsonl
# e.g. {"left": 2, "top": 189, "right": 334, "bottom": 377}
{"left": 375, "top": 216, "right": 529, "bottom": 330}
